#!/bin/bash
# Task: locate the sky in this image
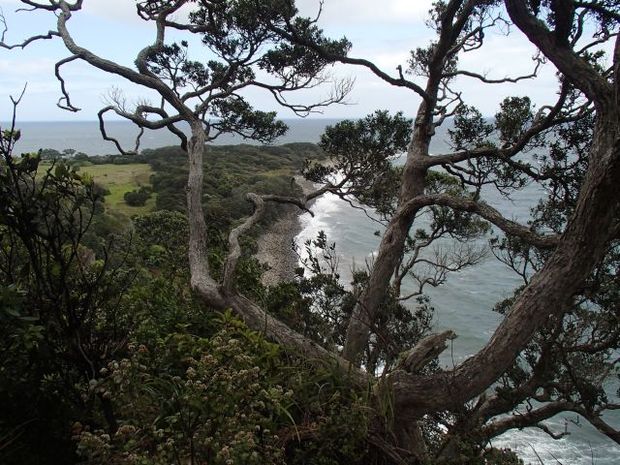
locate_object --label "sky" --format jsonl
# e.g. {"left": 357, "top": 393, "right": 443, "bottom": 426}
{"left": 0, "top": 0, "right": 575, "bottom": 122}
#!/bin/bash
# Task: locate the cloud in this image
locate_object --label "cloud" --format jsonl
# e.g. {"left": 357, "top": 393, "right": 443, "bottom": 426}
{"left": 81, "top": 0, "right": 139, "bottom": 22}
{"left": 81, "top": 0, "right": 432, "bottom": 24}
{"left": 296, "top": 0, "right": 433, "bottom": 25}
{"left": 0, "top": 0, "right": 573, "bottom": 121}
{"left": 0, "top": 58, "right": 56, "bottom": 76}
{"left": 83, "top": 0, "right": 192, "bottom": 24}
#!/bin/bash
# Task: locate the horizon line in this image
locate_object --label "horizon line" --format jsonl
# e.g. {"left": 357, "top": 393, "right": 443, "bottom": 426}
{"left": 3, "top": 117, "right": 351, "bottom": 124}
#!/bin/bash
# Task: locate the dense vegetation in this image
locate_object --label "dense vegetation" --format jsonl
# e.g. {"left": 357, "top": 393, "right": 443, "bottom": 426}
{"left": 0, "top": 137, "right": 377, "bottom": 465}
{"left": 145, "top": 143, "right": 324, "bottom": 230}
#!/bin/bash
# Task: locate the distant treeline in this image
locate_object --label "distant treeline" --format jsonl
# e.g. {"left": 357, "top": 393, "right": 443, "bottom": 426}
{"left": 143, "top": 143, "right": 324, "bottom": 230}
{"left": 60, "top": 142, "right": 325, "bottom": 235}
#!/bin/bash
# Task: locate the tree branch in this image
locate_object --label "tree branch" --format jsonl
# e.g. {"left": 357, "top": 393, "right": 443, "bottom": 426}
{"left": 269, "top": 19, "right": 430, "bottom": 102}
{"left": 390, "top": 133, "right": 620, "bottom": 414}
{"left": 0, "top": 10, "right": 59, "bottom": 49}
{"left": 400, "top": 193, "right": 560, "bottom": 249}
{"left": 505, "top": 0, "right": 613, "bottom": 106}
{"left": 55, "top": 55, "right": 81, "bottom": 112}
{"left": 481, "top": 401, "right": 573, "bottom": 440}
{"left": 443, "top": 56, "right": 542, "bottom": 83}
{"left": 222, "top": 193, "right": 265, "bottom": 294}
{"left": 574, "top": 1, "right": 620, "bottom": 23}
{"left": 427, "top": 79, "right": 576, "bottom": 167}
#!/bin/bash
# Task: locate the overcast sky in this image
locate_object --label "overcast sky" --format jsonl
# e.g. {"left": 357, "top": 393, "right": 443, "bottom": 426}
{"left": 0, "top": 0, "right": 567, "bottom": 121}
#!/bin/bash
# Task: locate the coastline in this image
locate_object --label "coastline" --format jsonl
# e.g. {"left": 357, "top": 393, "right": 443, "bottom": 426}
{"left": 255, "top": 175, "right": 315, "bottom": 287}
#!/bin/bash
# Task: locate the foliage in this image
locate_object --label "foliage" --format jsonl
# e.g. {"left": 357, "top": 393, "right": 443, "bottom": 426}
{"left": 75, "top": 312, "right": 369, "bottom": 465}
{"left": 2, "top": 0, "right": 619, "bottom": 464}
{"left": 0, "top": 126, "right": 372, "bottom": 465}
{"left": 123, "top": 186, "right": 152, "bottom": 207}
{"left": 266, "top": 231, "right": 434, "bottom": 375}
{"left": 305, "top": 111, "right": 412, "bottom": 218}
{"left": 147, "top": 143, "right": 322, "bottom": 235}
{"left": 76, "top": 324, "right": 288, "bottom": 465}
{"left": 0, "top": 127, "right": 138, "bottom": 464}
{"left": 488, "top": 111, "right": 620, "bottom": 439}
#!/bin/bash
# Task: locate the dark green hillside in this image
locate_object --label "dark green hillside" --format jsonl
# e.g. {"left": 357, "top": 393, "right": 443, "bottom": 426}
{"left": 147, "top": 143, "right": 325, "bottom": 230}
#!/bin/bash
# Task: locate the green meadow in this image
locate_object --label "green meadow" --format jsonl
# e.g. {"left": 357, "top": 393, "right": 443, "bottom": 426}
{"left": 79, "top": 163, "right": 155, "bottom": 216}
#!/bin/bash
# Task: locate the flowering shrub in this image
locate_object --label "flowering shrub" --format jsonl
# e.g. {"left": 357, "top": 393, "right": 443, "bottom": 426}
{"left": 76, "top": 322, "right": 287, "bottom": 465}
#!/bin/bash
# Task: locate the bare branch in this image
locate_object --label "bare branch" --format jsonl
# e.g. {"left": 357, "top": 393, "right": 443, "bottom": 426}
{"left": 582, "top": 411, "right": 620, "bottom": 444}
{"left": 427, "top": 81, "right": 576, "bottom": 168}
{"left": 0, "top": 10, "right": 59, "bottom": 49}
{"left": 444, "top": 55, "right": 543, "bottom": 84}
{"left": 395, "top": 331, "right": 457, "bottom": 373}
{"left": 251, "top": 77, "right": 354, "bottom": 117}
{"left": 400, "top": 193, "right": 560, "bottom": 249}
{"left": 96, "top": 104, "right": 149, "bottom": 155}
{"left": 221, "top": 180, "right": 349, "bottom": 293}
{"left": 268, "top": 18, "right": 430, "bottom": 102}
{"left": 9, "top": 83, "right": 27, "bottom": 107}
{"left": 222, "top": 193, "right": 266, "bottom": 294}
{"left": 261, "top": 194, "right": 315, "bottom": 216}
{"left": 482, "top": 402, "right": 574, "bottom": 440}
{"left": 505, "top": 0, "right": 613, "bottom": 104}
{"left": 55, "top": 55, "right": 81, "bottom": 112}
{"left": 574, "top": 2, "right": 620, "bottom": 23}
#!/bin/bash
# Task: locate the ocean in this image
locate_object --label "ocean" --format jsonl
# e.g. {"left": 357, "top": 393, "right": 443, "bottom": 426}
{"left": 6, "top": 119, "right": 343, "bottom": 155}
{"left": 8, "top": 119, "right": 619, "bottom": 464}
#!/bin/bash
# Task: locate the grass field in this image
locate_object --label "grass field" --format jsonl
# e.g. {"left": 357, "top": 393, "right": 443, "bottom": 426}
{"left": 79, "top": 163, "right": 155, "bottom": 217}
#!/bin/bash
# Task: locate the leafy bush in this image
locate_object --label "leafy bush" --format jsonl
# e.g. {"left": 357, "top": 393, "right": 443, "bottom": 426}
{"left": 78, "top": 317, "right": 287, "bottom": 465}
{"left": 76, "top": 310, "right": 370, "bottom": 465}
{"left": 123, "top": 186, "right": 151, "bottom": 206}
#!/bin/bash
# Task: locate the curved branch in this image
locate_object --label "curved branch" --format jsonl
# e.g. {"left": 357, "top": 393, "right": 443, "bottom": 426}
{"left": 505, "top": 0, "right": 613, "bottom": 106}
{"left": 427, "top": 80, "right": 576, "bottom": 167}
{"left": 574, "top": 2, "right": 620, "bottom": 23}
{"left": 481, "top": 401, "right": 573, "bottom": 440}
{"left": 51, "top": 1, "right": 191, "bottom": 118}
{"left": 222, "top": 193, "right": 265, "bottom": 294}
{"left": 55, "top": 55, "right": 80, "bottom": 112}
{"left": 0, "top": 30, "right": 59, "bottom": 49}
{"left": 221, "top": 182, "right": 345, "bottom": 293}
{"left": 0, "top": 11, "right": 59, "bottom": 48}
{"left": 390, "top": 130, "right": 620, "bottom": 415}
{"left": 396, "top": 331, "right": 457, "bottom": 373}
{"left": 261, "top": 194, "right": 314, "bottom": 216}
{"left": 99, "top": 103, "right": 189, "bottom": 152}
{"left": 268, "top": 20, "right": 430, "bottom": 102}
{"left": 125, "top": 104, "right": 188, "bottom": 150}
{"left": 400, "top": 193, "right": 560, "bottom": 249}
{"left": 251, "top": 78, "right": 354, "bottom": 117}
{"left": 582, "top": 408, "right": 620, "bottom": 444}
{"left": 443, "top": 56, "right": 542, "bottom": 83}
{"left": 98, "top": 107, "right": 135, "bottom": 155}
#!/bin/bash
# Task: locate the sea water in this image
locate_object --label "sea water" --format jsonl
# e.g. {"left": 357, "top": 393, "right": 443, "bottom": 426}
{"left": 9, "top": 119, "right": 619, "bottom": 464}
{"left": 293, "top": 125, "right": 619, "bottom": 464}
{"left": 6, "top": 119, "right": 343, "bottom": 154}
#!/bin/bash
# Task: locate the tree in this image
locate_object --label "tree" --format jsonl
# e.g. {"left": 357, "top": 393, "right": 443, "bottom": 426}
{"left": 276, "top": 0, "right": 620, "bottom": 458}
{"left": 1, "top": 0, "right": 618, "bottom": 463}
{"left": 0, "top": 91, "right": 139, "bottom": 463}
{"left": 123, "top": 186, "right": 151, "bottom": 206}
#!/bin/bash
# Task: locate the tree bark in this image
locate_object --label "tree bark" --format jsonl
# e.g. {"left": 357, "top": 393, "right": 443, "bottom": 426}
{"left": 390, "top": 106, "right": 620, "bottom": 416}
{"left": 342, "top": 118, "right": 431, "bottom": 363}
{"left": 186, "top": 121, "right": 221, "bottom": 303}
{"left": 183, "top": 123, "right": 367, "bottom": 381}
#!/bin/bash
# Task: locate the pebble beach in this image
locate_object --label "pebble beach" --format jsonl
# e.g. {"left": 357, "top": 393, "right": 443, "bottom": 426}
{"left": 255, "top": 175, "right": 316, "bottom": 286}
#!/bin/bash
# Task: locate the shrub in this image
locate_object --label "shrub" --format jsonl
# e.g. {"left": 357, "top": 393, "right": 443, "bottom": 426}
{"left": 123, "top": 186, "right": 151, "bottom": 207}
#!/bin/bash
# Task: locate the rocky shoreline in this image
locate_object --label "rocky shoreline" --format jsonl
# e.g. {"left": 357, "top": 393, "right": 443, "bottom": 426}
{"left": 255, "top": 175, "right": 315, "bottom": 287}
